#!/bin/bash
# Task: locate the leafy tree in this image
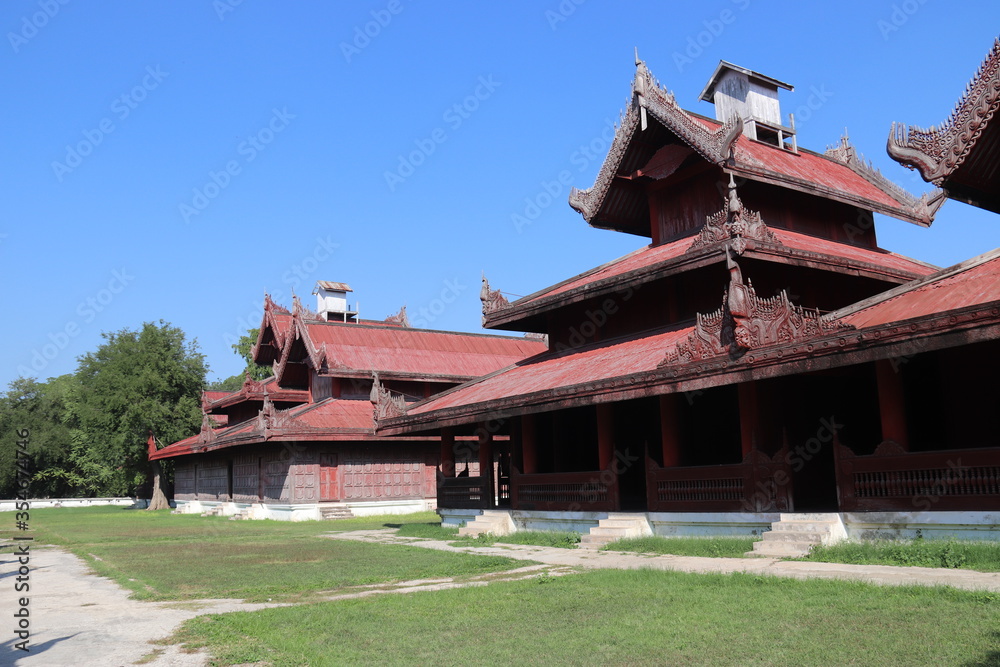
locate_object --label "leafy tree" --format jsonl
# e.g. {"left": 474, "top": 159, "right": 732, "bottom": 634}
{"left": 209, "top": 327, "right": 271, "bottom": 390}
{"left": 67, "top": 321, "right": 206, "bottom": 499}
{"left": 0, "top": 375, "right": 78, "bottom": 498}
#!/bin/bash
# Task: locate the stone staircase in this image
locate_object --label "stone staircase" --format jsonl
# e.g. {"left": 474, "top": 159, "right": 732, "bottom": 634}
{"left": 580, "top": 513, "right": 653, "bottom": 549}
{"left": 459, "top": 510, "right": 516, "bottom": 537}
{"left": 200, "top": 505, "right": 225, "bottom": 518}
{"left": 319, "top": 504, "right": 355, "bottom": 521}
{"left": 747, "top": 513, "right": 847, "bottom": 558}
{"left": 229, "top": 507, "right": 253, "bottom": 521}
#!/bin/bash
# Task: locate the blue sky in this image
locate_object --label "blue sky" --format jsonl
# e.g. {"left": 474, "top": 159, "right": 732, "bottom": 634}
{"left": 4, "top": 1, "right": 999, "bottom": 388}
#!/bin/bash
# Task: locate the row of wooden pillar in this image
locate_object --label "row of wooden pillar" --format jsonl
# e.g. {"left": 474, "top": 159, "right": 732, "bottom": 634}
{"left": 437, "top": 360, "right": 908, "bottom": 479}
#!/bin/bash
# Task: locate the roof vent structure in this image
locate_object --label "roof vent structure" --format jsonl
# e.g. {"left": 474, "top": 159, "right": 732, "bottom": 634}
{"left": 700, "top": 60, "right": 797, "bottom": 152}
{"left": 313, "top": 281, "right": 359, "bottom": 323}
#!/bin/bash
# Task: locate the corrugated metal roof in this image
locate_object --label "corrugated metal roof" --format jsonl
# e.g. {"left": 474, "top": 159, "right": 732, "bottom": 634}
{"left": 306, "top": 322, "right": 547, "bottom": 379}
{"left": 406, "top": 325, "right": 693, "bottom": 415}
{"left": 513, "top": 227, "right": 935, "bottom": 309}
{"left": 836, "top": 248, "right": 1000, "bottom": 328}
{"left": 315, "top": 281, "right": 352, "bottom": 292}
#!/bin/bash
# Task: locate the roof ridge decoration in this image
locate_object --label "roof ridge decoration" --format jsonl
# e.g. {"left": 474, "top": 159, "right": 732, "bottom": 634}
{"left": 384, "top": 305, "right": 411, "bottom": 327}
{"left": 292, "top": 294, "right": 321, "bottom": 321}
{"left": 251, "top": 293, "right": 292, "bottom": 364}
{"left": 659, "top": 248, "right": 851, "bottom": 365}
{"left": 568, "top": 55, "right": 743, "bottom": 223}
{"left": 887, "top": 38, "right": 1000, "bottom": 184}
{"left": 825, "top": 133, "right": 945, "bottom": 223}
{"left": 255, "top": 396, "right": 309, "bottom": 440}
{"left": 369, "top": 371, "right": 407, "bottom": 429}
{"left": 688, "top": 173, "right": 781, "bottom": 254}
{"left": 480, "top": 275, "right": 511, "bottom": 324}
{"left": 195, "top": 413, "right": 217, "bottom": 449}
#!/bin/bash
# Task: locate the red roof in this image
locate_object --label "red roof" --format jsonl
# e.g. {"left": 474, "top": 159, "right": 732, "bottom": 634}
{"left": 302, "top": 320, "right": 547, "bottom": 380}
{"left": 509, "top": 228, "right": 935, "bottom": 311}
{"left": 404, "top": 325, "right": 693, "bottom": 416}
{"left": 835, "top": 249, "right": 1000, "bottom": 329}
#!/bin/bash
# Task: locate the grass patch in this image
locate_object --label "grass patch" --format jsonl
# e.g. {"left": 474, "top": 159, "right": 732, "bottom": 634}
{"left": 171, "top": 568, "right": 1000, "bottom": 666}
{"left": 394, "top": 522, "right": 460, "bottom": 540}
{"left": 4, "top": 507, "right": 524, "bottom": 601}
{"left": 447, "top": 530, "right": 582, "bottom": 549}
{"left": 800, "top": 538, "right": 1000, "bottom": 572}
{"left": 604, "top": 535, "right": 757, "bottom": 558}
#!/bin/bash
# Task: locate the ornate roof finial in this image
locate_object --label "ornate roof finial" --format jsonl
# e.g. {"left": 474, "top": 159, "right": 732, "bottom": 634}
{"left": 688, "top": 173, "right": 780, "bottom": 254}
{"left": 370, "top": 371, "right": 407, "bottom": 429}
{"left": 480, "top": 274, "right": 511, "bottom": 324}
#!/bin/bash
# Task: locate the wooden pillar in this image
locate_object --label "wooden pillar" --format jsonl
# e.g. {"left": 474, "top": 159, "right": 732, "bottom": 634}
{"left": 738, "top": 382, "right": 759, "bottom": 459}
{"left": 478, "top": 426, "right": 494, "bottom": 508}
{"left": 596, "top": 403, "right": 615, "bottom": 471}
{"left": 440, "top": 428, "right": 456, "bottom": 478}
{"left": 521, "top": 414, "right": 537, "bottom": 474}
{"left": 659, "top": 394, "right": 681, "bottom": 467}
{"left": 876, "top": 360, "right": 909, "bottom": 450}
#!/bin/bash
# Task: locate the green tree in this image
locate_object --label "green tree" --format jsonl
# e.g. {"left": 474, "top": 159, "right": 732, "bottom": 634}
{"left": 69, "top": 321, "right": 206, "bottom": 498}
{"left": 208, "top": 327, "right": 271, "bottom": 390}
{"left": 0, "top": 375, "right": 78, "bottom": 498}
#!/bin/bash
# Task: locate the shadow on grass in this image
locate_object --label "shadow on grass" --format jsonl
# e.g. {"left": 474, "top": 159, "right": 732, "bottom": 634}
{"left": 963, "top": 631, "right": 1000, "bottom": 666}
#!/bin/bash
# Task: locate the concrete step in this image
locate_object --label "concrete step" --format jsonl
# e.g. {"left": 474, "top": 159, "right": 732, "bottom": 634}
{"left": 771, "top": 521, "right": 839, "bottom": 533}
{"left": 780, "top": 512, "right": 840, "bottom": 522}
{"left": 459, "top": 510, "right": 515, "bottom": 537}
{"left": 747, "top": 540, "right": 816, "bottom": 558}
{"left": 761, "top": 530, "right": 829, "bottom": 543}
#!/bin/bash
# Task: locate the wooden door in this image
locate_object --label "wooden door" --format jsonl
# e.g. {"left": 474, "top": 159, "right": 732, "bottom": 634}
{"left": 319, "top": 453, "right": 339, "bottom": 501}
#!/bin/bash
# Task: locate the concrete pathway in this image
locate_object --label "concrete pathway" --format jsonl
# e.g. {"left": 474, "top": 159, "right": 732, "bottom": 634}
{"left": 325, "top": 528, "right": 1000, "bottom": 592}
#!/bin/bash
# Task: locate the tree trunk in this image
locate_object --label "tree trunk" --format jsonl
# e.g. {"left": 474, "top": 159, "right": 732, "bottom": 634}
{"left": 147, "top": 459, "right": 171, "bottom": 511}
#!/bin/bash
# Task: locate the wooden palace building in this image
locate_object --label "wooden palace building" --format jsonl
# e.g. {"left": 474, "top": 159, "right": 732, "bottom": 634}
{"left": 150, "top": 283, "right": 544, "bottom": 520}
{"left": 377, "top": 48, "right": 1000, "bottom": 545}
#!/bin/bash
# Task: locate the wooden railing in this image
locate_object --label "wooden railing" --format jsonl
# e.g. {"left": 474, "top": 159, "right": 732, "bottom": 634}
{"left": 510, "top": 465, "right": 619, "bottom": 511}
{"left": 438, "top": 476, "right": 491, "bottom": 510}
{"left": 836, "top": 442, "right": 1000, "bottom": 511}
{"left": 646, "top": 448, "right": 792, "bottom": 513}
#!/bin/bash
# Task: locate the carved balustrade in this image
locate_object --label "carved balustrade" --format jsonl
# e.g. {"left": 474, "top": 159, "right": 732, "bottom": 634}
{"left": 510, "top": 465, "right": 620, "bottom": 512}
{"left": 835, "top": 442, "right": 1000, "bottom": 511}
{"left": 646, "top": 448, "right": 792, "bottom": 512}
{"left": 437, "top": 477, "right": 491, "bottom": 510}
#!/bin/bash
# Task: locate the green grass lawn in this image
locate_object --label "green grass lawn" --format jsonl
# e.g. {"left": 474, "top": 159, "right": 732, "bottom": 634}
{"left": 800, "top": 538, "right": 1000, "bottom": 572}
{"left": 3, "top": 507, "right": 525, "bottom": 601}
{"left": 603, "top": 534, "right": 757, "bottom": 558}
{"left": 171, "top": 568, "right": 1000, "bottom": 666}
{"left": 393, "top": 519, "right": 582, "bottom": 549}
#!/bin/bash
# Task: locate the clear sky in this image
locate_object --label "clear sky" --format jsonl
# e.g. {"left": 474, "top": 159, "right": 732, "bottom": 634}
{"left": 4, "top": 1, "right": 999, "bottom": 388}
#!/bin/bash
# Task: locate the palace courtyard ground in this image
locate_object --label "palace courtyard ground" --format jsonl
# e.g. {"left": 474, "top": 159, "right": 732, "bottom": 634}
{"left": 3, "top": 507, "right": 1000, "bottom": 666}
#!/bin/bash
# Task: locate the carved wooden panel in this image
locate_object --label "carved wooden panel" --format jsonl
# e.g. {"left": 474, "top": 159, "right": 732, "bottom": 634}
{"left": 197, "top": 460, "right": 229, "bottom": 501}
{"left": 292, "top": 462, "right": 318, "bottom": 502}
{"left": 340, "top": 447, "right": 427, "bottom": 500}
{"left": 174, "top": 463, "right": 196, "bottom": 501}
{"left": 262, "top": 452, "right": 290, "bottom": 502}
{"left": 232, "top": 452, "right": 258, "bottom": 502}
{"left": 319, "top": 453, "right": 339, "bottom": 501}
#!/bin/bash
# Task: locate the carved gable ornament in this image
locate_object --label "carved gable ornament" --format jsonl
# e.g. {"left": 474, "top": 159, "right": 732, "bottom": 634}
{"left": 480, "top": 275, "right": 511, "bottom": 323}
{"left": 689, "top": 174, "right": 780, "bottom": 254}
{"left": 660, "top": 250, "right": 851, "bottom": 366}
{"left": 369, "top": 371, "right": 408, "bottom": 429}
{"left": 255, "top": 396, "right": 308, "bottom": 439}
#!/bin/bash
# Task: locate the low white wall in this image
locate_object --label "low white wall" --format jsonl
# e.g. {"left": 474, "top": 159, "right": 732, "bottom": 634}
{"left": 843, "top": 511, "right": 1000, "bottom": 542}
{"left": 648, "top": 512, "right": 778, "bottom": 537}
{"left": 173, "top": 498, "right": 436, "bottom": 522}
{"left": 0, "top": 497, "right": 143, "bottom": 511}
